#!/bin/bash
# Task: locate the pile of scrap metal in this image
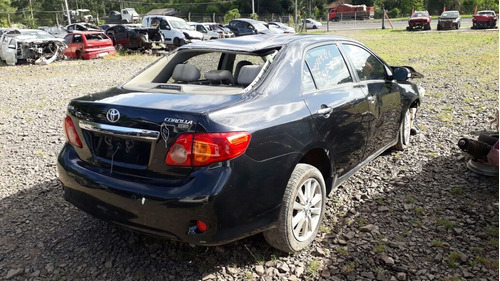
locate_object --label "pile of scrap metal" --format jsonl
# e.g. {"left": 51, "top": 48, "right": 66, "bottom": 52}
{"left": 104, "top": 24, "right": 166, "bottom": 54}
{"left": 1, "top": 29, "right": 67, "bottom": 66}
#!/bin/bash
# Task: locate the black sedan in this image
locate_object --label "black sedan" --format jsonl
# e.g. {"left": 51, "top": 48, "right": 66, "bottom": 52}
{"left": 57, "top": 34, "right": 424, "bottom": 252}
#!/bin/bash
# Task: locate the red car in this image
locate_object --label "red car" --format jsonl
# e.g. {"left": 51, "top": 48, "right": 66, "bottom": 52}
{"left": 472, "top": 10, "right": 497, "bottom": 29}
{"left": 407, "top": 11, "right": 431, "bottom": 31}
{"left": 63, "top": 31, "right": 116, "bottom": 60}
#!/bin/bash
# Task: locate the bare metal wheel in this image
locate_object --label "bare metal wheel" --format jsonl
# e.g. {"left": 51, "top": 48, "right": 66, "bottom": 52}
{"left": 292, "top": 177, "right": 323, "bottom": 241}
{"left": 263, "top": 163, "right": 326, "bottom": 253}
{"left": 393, "top": 108, "right": 411, "bottom": 150}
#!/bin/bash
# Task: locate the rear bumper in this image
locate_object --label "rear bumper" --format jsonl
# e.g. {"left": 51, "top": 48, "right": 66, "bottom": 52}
{"left": 57, "top": 143, "right": 281, "bottom": 245}
{"left": 82, "top": 47, "right": 117, "bottom": 60}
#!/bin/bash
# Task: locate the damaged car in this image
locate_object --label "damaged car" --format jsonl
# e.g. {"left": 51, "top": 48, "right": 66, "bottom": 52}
{"left": 437, "top": 10, "right": 461, "bottom": 30}
{"left": 105, "top": 24, "right": 165, "bottom": 51}
{"left": 1, "top": 29, "right": 66, "bottom": 66}
{"left": 57, "top": 34, "right": 423, "bottom": 253}
{"left": 407, "top": 11, "right": 432, "bottom": 31}
{"left": 63, "top": 31, "right": 116, "bottom": 60}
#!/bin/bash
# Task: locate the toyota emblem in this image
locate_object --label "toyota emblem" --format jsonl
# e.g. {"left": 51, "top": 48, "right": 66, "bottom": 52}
{"left": 106, "top": 108, "right": 120, "bottom": 123}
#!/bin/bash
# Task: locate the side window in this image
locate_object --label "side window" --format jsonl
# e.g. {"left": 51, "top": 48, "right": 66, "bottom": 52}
{"left": 342, "top": 44, "right": 386, "bottom": 81}
{"left": 304, "top": 44, "right": 352, "bottom": 89}
{"left": 302, "top": 63, "right": 316, "bottom": 92}
{"left": 63, "top": 35, "right": 72, "bottom": 44}
{"left": 73, "top": 34, "right": 83, "bottom": 43}
{"left": 160, "top": 20, "right": 169, "bottom": 29}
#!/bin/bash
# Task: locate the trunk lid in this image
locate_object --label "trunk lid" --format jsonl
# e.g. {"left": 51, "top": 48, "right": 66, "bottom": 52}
{"left": 67, "top": 88, "right": 241, "bottom": 178}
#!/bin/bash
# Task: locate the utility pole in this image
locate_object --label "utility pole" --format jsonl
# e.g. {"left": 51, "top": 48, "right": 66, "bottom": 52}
{"left": 64, "top": 0, "right": 71, "bottom": 24}
{"left": 294, "top": 0, "right": 297, "bottom": 30}
{"left": 252, "top": 0, "right": 255, "bottom": 15}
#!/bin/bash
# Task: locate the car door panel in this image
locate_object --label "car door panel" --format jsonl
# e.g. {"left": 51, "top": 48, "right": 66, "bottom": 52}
{"left": 300, "top": 43, "right": 372, "bottom": 176}
{"left": 341, "top": 43, "right": 402, "bottom": 157}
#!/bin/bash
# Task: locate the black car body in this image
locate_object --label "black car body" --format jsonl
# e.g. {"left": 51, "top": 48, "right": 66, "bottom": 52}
{"left": 226, "top": 18, "right": 273, "bottom": 36}
{"left": 105, "top": 24, "right": 165, "bottom": 50}
{"left": 57, "top": 34, "right": 423, "bottom": 252}
{"left": 437, "top": 11, "right": 461, "bottom": 30}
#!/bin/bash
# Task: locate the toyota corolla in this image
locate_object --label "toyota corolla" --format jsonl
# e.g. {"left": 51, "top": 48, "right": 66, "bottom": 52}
{"left": 57, "top": 34, "right": 423, "bottom": 252}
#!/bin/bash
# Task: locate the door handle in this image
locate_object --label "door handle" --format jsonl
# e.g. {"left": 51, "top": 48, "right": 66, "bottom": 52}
{"left": 317, "top": 106, "right": 333, "bottom": 115}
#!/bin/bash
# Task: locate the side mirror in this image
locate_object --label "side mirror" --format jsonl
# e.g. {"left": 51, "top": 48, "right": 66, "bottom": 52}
{"left": 393, "top": 67, "right": 411, "bottom": 81}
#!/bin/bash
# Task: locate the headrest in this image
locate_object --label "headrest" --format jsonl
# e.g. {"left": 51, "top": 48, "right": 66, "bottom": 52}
{"left": 172, "top": 64, "right": 200, "bottom": 82}
{"left": 237, "top": 65, "right": 263, "bottom": 86}
{"left": 205, "top": 70, "right": 233, "bottom": 83}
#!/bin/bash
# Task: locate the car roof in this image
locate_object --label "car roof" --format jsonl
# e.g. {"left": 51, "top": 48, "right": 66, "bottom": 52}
{"left": 230, "top": 18, "right": 262, "bottom": 24}
{"left": 178, "top": 34, "right": 359, "bottom": 53}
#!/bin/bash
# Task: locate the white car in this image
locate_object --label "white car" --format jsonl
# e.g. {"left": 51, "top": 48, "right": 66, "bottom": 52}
{"left": 188, "top": 22, "right": 220, "bottom": 40}
{"left": 268, "top": 22, "right": 296, "bottom": 33}
{"left": 305, "top": 18, "right": 322, "bottom": 29}
{"left": 142, "top": 15, "right": 203, "bottom": 47}
{"left": 1, "top": 29, "right": 66, "bottom": 66}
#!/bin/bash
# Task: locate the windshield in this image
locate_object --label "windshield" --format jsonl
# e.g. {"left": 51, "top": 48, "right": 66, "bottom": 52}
{"left": 123, "top": 50, "right": 276, "bottom": 94}
{"left": 478, "top": 11, "right": 495, "bottom": 16}
{"left": 441, "top": 12, "right": 459, "bottom": 18}
{"left": 412, "top": 12, "right": 428, "bottom": 18}
{"left": 252, "top": 22, "right": 268, "bottom": 32}
{"left": 170, "top": 19, "right": 191, "bottom": 29}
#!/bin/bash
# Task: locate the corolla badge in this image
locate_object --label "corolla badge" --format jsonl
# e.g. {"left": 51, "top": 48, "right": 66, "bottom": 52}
{"left": 106, "top": 108, "right": 120, "bottom": 123}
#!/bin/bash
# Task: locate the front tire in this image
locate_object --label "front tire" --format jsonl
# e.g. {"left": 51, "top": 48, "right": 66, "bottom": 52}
{"left": 393, "top": 108, "right": 412, "bottom": 150}
{"left": 263, "top": 164, "right": 326, "bottom": 253}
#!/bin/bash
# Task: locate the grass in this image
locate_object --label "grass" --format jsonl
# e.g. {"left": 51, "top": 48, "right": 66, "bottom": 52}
{"left": 307, "top": 259, "right": 321, "bottom": 276}
{"left": 448, "top": 251, "right": 461, "bottom": 267}
{"left": 436, "top": 218, "right": 455, "bottom": 230}
{"left": 450, "top": 187, "right": 464, "bottom": 195}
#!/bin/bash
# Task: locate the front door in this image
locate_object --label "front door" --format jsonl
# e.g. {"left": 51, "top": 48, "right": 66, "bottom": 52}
{"left": 341, "top": 43, "right": 402, "bottom": 157}
{"left": 301, "top": 43, "right": 372, "bottom": 176}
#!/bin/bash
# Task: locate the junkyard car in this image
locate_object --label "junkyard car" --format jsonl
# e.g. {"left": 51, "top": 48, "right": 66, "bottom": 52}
{"left": 227, "top": 18, "right": 274, "bottom": 36}
{"left": 63, "top": 31, "right": 116, "bottom": 59}
{"left": 268, "top": 22, "right": 296, "bottom": 33}
{"left": 66, "top": 23, "right": 102, "bottom": 32}
{"left": 1, "top": 29, "right": 66, "bottom": 65}
{"left": 105, "top": 25, "right": 165, "bottom": 50}
{"left": 57, "top": 34, "right": 423, "bottom": 252}
{"left": 472, "top": 10, "right": 497, "bottom": 29}
{"left": 437, "top": 11, "right": 461, "bottom": 30}
{"left": 407, "top": 11, "right": 431, "bottom": 31}
{"left": 305, "top": 18, "right": 322, "bottom": 29}
{"left": 188, "top": 22, "right": 220, "bottom": 40}
{"left": 204, "top": 23, "right": 235, "bottom": 38}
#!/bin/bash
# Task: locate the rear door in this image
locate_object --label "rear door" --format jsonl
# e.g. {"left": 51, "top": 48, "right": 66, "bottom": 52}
{"left": 113, "top": 25, "right": 130, "bottom": 46}
{"left": 301, "top": 43, "right": 372, "bottom": 176}
{"left": 341, "top": 43, "right": 402, "bottom": 157}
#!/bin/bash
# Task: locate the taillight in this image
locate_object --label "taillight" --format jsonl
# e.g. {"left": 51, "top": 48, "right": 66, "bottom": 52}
{"left": 165, "top": 132, "right": 251, "bottom": 167}
{"left": 64, "top": 116, "right": 82, "bottom": 148}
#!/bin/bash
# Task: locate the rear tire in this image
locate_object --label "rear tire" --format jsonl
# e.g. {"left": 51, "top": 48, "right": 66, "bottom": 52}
{"left": 263, "top": 164, "right": 326, "bottom": 253}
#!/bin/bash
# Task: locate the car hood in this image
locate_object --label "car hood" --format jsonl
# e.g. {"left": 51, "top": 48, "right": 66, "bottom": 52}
{"left": 182, "top": 29, "right": 203, "bottom": 38}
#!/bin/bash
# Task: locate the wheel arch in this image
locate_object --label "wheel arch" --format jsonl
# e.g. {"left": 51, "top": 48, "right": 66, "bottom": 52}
{"left": 298, "top": 147, "right": 335, "bottom": 195}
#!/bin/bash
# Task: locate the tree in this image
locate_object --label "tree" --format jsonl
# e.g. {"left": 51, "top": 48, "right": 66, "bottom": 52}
{"left": 224, "top": 8, "right": 240, "bottom": 22}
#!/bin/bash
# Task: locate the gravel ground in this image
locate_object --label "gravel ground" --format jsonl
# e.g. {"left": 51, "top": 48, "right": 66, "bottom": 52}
{"left": 0, "top": 45, "right": 498, "bottom": 281}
